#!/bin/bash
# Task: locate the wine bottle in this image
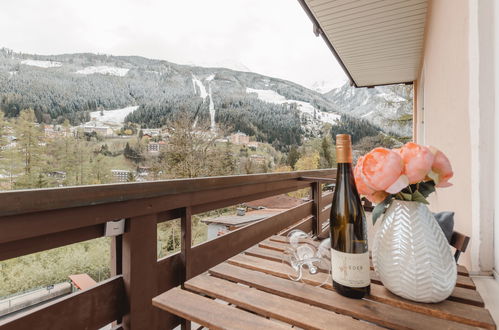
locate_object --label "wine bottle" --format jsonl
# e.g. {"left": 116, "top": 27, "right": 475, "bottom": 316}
{"left": 330, "top": 134, "right": 370, "bottom": 299}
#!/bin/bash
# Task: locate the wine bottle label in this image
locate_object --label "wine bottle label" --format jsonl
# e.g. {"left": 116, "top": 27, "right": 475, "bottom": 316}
{"left": 331, "top": 249, "right": 370, "bottom": 288}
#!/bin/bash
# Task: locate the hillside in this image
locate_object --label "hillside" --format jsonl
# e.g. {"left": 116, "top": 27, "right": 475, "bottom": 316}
{"left": 0, "top": 48, "right": 412, "bottom": 149}
{"left": 324, "top": 83, "right": 413, "bottom": 138}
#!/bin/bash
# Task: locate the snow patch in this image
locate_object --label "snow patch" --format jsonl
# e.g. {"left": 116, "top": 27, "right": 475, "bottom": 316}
{"left": 76, "top": 66, "right": 129, "bottom": 77}
{"left": 310, "top": 80, "right": 338, "bottom": 94}
{"left": 246, "top": 88, "right": 340, "bottom": 125}
{"left": 205, "top": 74, "right": 216, "bottom": 81}
{"left": 207, "top": 85, "right": 215, "bottom": 131}
{"left": 21, "top": 59, "right": 62, "bottom": 68}
{"left": 187, "top": 59, "right": 251, "bottom": 72}
{"left": 192, "top": 74, "right": 208, "bottom": 98}
{"left": 377, "top": 93, "right": 406, "bottom": 103}
{"left": 361, "top": 111, "right": 374, "bottom": 118}
{"left": 88, "top": 106, "right": 139, "bottom": 126}
{"left": 192, "top": 74, "right": 216, "bottom": 131}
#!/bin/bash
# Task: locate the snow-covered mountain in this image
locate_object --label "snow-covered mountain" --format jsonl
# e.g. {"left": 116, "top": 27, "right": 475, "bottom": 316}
{"left": 310, "top": 80, "right": 340, "bottom": 94}
{"left": 0, "top": 47, "right": 412, "bottom": 148}
{"left": 186, "top": 59, "right": 252, "bottom": 72}
{"left": 325, "top": 83, "right": 413, "bottom": 138}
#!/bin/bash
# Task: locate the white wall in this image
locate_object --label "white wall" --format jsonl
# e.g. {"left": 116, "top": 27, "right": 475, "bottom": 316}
{"left": 494, "top": 0, "right": 499, "bottom": 279}
{"left": 417, "top": 0, "right": 496, "bottom": 273}
{"left": 418, "top": 0, "right": 473, "bottom": 270}
{"left": 469, "top": 0, "right": 496, "bottom": 273}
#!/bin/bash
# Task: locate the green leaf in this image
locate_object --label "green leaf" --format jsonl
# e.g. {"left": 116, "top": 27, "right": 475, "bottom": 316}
{"left": 372, "top": 196, "right": 393, "bottom": 225}
{"left": 400, "top": 192, "right": 412, "bottom": 201}
{"left": 418, "top": 181, "right": 436, "bottom": 198}
{"left": 411, "top": 190, "right": 429, "bottom": 204}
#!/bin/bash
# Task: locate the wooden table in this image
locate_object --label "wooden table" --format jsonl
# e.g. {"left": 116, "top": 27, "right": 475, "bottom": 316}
{"left": 153, "top": 235, "right": 496, "bottom": 329}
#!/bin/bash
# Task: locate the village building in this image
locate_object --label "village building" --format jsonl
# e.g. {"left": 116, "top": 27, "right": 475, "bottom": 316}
{"left": 111, "top": 169, "right": 132, "bottom": 183}
{"left": 201, "top": 194, "right": 306, "bottom": 240}
{"left": 43, "top": 125, "right": 71, "bottom": 139}
{"left": 228, "top": 132, "right": 250, "bottom": 145}
{"left": 142, "top": 129, "right": 161, "bottom": 138}
{"left": 247, "top": 141, "right": 259, "bottom": 150}
{"left": 147, "top": 141, "right": 166, "bottom": 154}
{"left": 81, "top": 123, "right": 114, "bottom": 137}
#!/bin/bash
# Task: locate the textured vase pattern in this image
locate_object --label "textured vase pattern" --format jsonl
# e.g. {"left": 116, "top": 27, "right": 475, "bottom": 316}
{"left": 372, "top": 200, "right": 457, "bottom": 303}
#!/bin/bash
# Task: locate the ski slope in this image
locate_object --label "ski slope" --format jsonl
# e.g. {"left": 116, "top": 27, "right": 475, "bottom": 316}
{"left": 192, "top": 74, "right": 216, "bottom": 131}
{"left": 246, "top": 88, "right": 340, "bottom": 124}
{"left": 88, "top": 106, "right": 139, "bottom": 126}
{"left": 76, "top": 66, "right": 129, "bottom": 77}
{"left": 21, "top": 59, "right": 62, "bottom": 68}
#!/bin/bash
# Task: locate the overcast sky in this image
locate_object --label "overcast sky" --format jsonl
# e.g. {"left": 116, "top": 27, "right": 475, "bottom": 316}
{"left": 0, "top": 0, "right": 347, "bottom": 90}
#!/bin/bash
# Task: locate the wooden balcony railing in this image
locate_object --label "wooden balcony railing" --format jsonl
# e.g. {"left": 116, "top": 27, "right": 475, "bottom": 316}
{"left": 0, "top": 169, "right": 337, "bottom": 330}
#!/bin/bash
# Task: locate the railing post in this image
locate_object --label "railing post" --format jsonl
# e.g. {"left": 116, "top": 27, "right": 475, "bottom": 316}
{"left": 122, "top": 214, "right": 158, "bottom": 330}
{"left": 312, "top": 181, "right": 322, "bottom": 237}
{"left": 110, "top": 235, "right": 123, "bottom": 276}
{"left": 110, "top": 235, "right": 123, "bottom": 327}
{"left": 180, "top": 207, "right": 192, "bottom": 330}
{"left": 180, "top": 207, "right": 193, "bottom": 281}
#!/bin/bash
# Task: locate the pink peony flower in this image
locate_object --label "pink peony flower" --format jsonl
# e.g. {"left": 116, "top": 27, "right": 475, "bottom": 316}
{"left": 396, "top": 142, "right": 435, "bottom": 184}
{"left": 358, "top": 148, "right": 408, "bottom": 194}
{"left": 428, "top": 146, "right": 453, "bottom": 187}
{"left": 355, "top": 156, "right": 389, "bottom": 203}
{"left": 354, "top": 156, "right": 375, "bottom": 196}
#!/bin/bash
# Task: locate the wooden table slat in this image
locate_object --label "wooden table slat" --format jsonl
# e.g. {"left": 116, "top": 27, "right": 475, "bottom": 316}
{"left": 247, "top": 243, "right": 484, "bottom": 307}
{"left": 269, "top": 235, "right": 470, "bottom": 277}
{"left": 152, "top": 287, "right": 290, "bottom": 330}
{"left": 229, "top": 253, "right": 494, "bottom": 328}
{"left": 457, "top": 264, "right": 470, "bottom": 276}
{"left": 209, "top": 262, "right": 481, "bottom": 330}
{"left": 270, "top": 235, "right": 471, "bottom": 277}
{"left": 153, "top": 235, "right": 494, "bottom": 330}
{"left": 261, "top": 238, "right": 477, "bottom": 289}
{"left": 186, "top": 274, "right": 380, "bottom": 330}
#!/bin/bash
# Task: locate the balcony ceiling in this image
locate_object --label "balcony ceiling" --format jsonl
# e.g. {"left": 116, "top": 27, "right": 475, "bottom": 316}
{"left": 300, "top": 0, "right": 428, "bottom": 87}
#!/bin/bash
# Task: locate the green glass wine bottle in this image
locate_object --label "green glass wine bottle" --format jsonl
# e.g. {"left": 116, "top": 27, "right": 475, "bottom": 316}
{"left": 330, "top": 134, "right": 370, "bottom": 299}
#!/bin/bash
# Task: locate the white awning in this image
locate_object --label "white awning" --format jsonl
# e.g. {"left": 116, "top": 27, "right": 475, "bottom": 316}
{"left": 299, "top": 0, "right": 428, "bottom": 87}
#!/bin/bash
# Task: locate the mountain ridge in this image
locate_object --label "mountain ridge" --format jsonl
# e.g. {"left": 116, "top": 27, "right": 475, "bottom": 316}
{"left": 0, "top": 47, "right": 412, "bottom": 149}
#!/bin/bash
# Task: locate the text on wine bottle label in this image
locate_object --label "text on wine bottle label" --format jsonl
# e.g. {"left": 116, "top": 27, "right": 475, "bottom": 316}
{"left": 331, "top": 249, "right": 370, "bottom": 288}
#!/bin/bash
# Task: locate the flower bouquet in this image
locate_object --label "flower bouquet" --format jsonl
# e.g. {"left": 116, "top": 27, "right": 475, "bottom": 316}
{"left": 354, "top": 142, "right": 453, "bottom": 224}
{"left": 354, "top": 142, "right": 457, "bottom": 303}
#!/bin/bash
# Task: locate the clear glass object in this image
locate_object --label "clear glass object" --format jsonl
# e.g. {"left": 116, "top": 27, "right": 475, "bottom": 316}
{"left": 282, "top": 230, "right": 331, "bottom": 287}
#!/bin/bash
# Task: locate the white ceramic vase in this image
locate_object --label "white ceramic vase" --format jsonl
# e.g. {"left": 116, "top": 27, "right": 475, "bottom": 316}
{"left": 372, "top": 200, "right": 457, "bottom": 303}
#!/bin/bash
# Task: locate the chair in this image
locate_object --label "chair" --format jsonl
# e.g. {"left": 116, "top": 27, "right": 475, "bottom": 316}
{"left": 450, "top": 231, "right": 470, "bottom": 263}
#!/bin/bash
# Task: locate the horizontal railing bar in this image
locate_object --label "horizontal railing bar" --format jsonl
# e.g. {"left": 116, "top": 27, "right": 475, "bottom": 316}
{"left": 278, "top": 215, "right": 314, "bottom": 236}
{"left": 191, "top": 181, "right": 311, "bottom": 215}
{"left": 156, "top": 252, "right": 183, "bottom": 329}
{"left": 157, "top": 209, "right": 182, "bottom": 223}
{"left": 321, "top": 191, "right": 333, "bottom": 206}
{"left": 0, "top": 224, "right": 104, "bottom": 262}
{"left": 0, "top": 169, "right": 335, "bottom": 217}
{"left": 0, "top": 184, "right": 312, "bottom": 259}
{"left": 157, "top": 252, "right": 182, "bottom": 293}
{"left": 0, "top": 276, "right": 127, "bottom": 330}
{"left": 189, "top": 201, "right": 314, "bottom": 278}
{"left": 300, "top": 176, "right": 336, "bottom": 182}
{"left": 0, "top": 179, "right": 318, "bottom": 245}
{"left": 320, "top": 204, "right": 332, "bottom": 224}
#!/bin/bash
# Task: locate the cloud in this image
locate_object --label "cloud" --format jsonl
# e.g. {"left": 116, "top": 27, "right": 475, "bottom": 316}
{"left": 0, "top": 0, "right": 347, "bottom": 90}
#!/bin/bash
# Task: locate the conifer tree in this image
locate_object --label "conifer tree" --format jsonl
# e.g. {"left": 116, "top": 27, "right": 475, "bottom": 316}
{"left": 287, "top": 146, "right": 300, "bottom": 169}
{"left": 13, "top": 109, "right": 46, "bottom": 188}
{"left": 319, "top": 136, "right": 335, "bottom": 168}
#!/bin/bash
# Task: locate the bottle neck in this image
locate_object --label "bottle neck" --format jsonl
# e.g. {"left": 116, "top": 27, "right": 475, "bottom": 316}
{"left": 336, "top": 144, "right": 352, "bottom": 163}
{"left": 336, "top": 162, "right": 354, "bottom": 181}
